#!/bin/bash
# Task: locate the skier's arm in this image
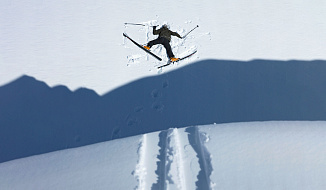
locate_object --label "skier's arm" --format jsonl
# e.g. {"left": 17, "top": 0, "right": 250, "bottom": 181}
{"left": 153, "top": 26, "right": 161, "bottom": 35}
{"left": 171, "top": 31, "right": 182, "bottom": 39}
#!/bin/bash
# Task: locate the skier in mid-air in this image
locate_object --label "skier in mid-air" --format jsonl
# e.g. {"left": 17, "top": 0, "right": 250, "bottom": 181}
{"left": 143, "top": 24, "right": 182, "bottom": 62}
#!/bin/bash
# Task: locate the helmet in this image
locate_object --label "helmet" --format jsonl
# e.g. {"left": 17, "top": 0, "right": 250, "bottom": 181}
{"left": 162, "top": 24, "right": 170, "bottom": 29}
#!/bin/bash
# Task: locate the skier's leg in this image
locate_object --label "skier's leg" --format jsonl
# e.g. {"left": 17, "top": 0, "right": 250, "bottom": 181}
{"left": 147, "top": 37, "right": 164, "bottom": 48}
{"left": 162, "top": 39, "right": 174, "bottom": 58}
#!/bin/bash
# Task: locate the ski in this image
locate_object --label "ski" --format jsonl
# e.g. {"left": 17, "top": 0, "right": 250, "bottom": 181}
{"left": 157, "top": 50, "right": 197, "bottom": 69}
{"left": 123, "top": 33, "right": 162, "bottom": 61}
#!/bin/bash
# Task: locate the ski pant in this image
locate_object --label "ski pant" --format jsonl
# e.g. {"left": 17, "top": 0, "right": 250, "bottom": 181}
{"left": 147, "top": 37, "right": 174, "bottom": 58}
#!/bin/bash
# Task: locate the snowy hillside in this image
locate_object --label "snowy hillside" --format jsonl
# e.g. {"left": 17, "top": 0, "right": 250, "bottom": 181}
{"left": 1, "top": 121, "right": 326, "bottom": 190}
{"left": 1, "top": 0, "right": 326, "bottom": 94}
{"left": 1, "top": 1, "right": 326, "bottom": 189}
{"left": 2, "top": 59, "right": 326, "bottom": 163}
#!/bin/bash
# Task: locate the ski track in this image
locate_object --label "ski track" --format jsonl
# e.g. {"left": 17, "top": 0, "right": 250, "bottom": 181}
{"left": 186, "top": 126, "right": 214, "bottom": 190}
{"left": 173, "top": 128, "right": 187, "bottom": 190}
{"left": 133, "top": 134, "right": 147, "bottom": 190}
{"left": 151, "top": 130, "right": 169, "bottom": 190}
{"left": 133, "top": 127, "right": 213, "bottom": 190}
{"left": 165, "top": 129, "right": 176, "bottom": 188}
{"left": 166, "top": 128, "right": 187, "bottom": 190}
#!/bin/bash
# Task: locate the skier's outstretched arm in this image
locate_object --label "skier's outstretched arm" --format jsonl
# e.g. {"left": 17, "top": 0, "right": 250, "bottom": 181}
{"left": 153, "top": 26, "right": 161, "bottom": 35}
{"left": 171, "top": 31, "right": 182, "bottom": 39}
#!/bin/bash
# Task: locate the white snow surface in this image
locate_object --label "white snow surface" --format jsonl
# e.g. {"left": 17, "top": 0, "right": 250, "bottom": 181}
{"left": 1, "top": 121, "right": 326, "bottom": 190}
{"left": 1, "top": 0, "right": 326, "bottom": 94}
{"left": 1, "top": 1, "right": 326, "bottom": 189}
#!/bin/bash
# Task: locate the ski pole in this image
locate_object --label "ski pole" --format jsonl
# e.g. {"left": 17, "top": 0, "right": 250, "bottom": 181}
{"left": 124, "top": 23, "right": 158, "bottom": 27}
{"left": 182, "top": 25, "right": 199, "bottom": 39}
{"left": 124, "top": 23, "right": 146, "bottom": 26}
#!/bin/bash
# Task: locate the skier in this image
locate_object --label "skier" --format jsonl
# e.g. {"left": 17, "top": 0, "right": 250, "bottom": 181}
{"left": 143, "top": 24, "right": 182, "bottom": 62}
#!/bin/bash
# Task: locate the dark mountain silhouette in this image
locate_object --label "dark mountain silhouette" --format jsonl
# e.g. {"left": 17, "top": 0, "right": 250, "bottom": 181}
{"left": 1, "top": 59, "right": 326, "bottom": 163}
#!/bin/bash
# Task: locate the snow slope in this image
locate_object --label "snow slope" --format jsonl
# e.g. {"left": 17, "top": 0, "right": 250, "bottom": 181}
{"left": 1, "top": 0, "right": 326, "bottom": 94}
{"left": 1, "top": 1, "right": 326, "bottom": 188}
{"left": 2, "top": 59, "right": 326, "bottom": 163}
{"left": 1, "top": 121, "right": 326, "bottom": 190}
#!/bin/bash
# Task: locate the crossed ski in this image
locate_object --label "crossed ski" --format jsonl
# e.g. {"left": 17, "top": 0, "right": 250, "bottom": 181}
{"left": 123, "top": 32, "right": 197, "bottom": 69}
{"left": 123, "top": 33, "right": 162, "bottom": 61}
{"left": 157, "top": 50, "right": 197, "bottom": 69}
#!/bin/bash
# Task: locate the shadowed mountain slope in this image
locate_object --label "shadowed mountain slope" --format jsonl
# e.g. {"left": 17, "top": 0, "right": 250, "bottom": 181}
{"left": 1, "top": 59, "right": 326, "bottom": 162}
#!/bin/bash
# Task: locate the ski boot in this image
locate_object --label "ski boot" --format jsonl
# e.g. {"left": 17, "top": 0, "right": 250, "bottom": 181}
{"left": 143, "top": 46, "right": 150, "bottom": 50}
{"left": 170, "top": 57, "right": 179, "bottom": 62}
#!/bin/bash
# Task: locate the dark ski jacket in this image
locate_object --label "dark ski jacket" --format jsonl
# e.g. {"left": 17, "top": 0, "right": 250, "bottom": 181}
{"left": 153, "top": 26, "right": 182, "bottom": 42}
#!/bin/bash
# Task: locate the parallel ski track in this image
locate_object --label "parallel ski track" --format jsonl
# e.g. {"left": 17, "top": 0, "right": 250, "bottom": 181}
{"left": 186, "top": 126, "right": 214, "bottom": 190}
{"left": 194, "top": 126, "right": 214, "bottom": 189}
{"left": 151, "top": 130, "right": 169, "bottom": 190}
{"left": 171, "top": 128, "right": 187, "bottom": 190}
{"left": 134, "top": 127, "right": 213, "bottom": 190}
{"left": 133, "top": 134, "right": 147, "bottom": 190}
